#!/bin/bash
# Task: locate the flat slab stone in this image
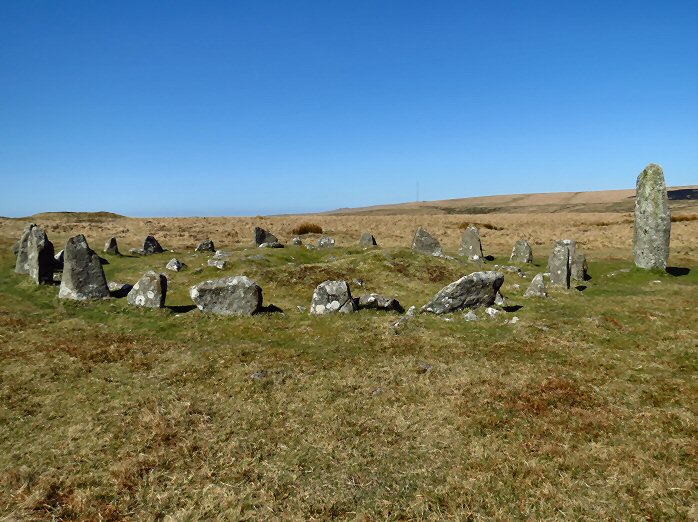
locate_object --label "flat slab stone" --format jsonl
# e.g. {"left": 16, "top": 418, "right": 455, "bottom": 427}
{"left": 421, "top": 271, "right": 504, "bottom": 314}
{"left": 190, "top": 276, "right": 263, "bottom": 316}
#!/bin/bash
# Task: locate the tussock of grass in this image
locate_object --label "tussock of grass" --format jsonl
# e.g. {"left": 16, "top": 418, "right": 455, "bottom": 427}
{"left": 291, "top": 222, "right": 323, "bottom": 235}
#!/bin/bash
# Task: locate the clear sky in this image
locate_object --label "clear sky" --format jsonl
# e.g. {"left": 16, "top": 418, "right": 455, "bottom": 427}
{"left": 1, "top": 1, "right": 696, "bottom": 217}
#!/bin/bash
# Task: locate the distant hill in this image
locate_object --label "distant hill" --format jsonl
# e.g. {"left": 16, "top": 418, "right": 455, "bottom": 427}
{"left": 22, "top": 211, "right": 126, "bottom": 222}
{"left": 326, "top": 186, "right": 698, "bottom": 216}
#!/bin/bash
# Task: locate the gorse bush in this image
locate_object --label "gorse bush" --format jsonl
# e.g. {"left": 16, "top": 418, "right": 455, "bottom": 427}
{"left": 291, "top": 222, "right": 323, "bottom": 235}
{"left": 672, "top": 214, "right": 698, "bottom": 222}
{"left": 458, "top": 222, "right": 503, "bottom": 231}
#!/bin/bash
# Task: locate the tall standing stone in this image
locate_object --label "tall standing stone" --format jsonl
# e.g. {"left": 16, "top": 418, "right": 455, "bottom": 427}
{"left": 412, "top": 227, "right": 443, "bottom": 256}
{"left": 14, "top": 223, "right": 37, "bottom": 274}
{"left": 59, "top": 235, "right": 110, "bottom": 300}
{"left": 27, "top": 227, "right": 55, "bottom": 284}
{"left": 458, "top": 225, "right": 484, "bottom": 261}
{"left": 359, "top": 232, "right": 378, "bottom": 247}
{"left": 547, "top": 242, "right": 571, "bottom": 288}
{"left": 510, "top": 239, "right": 533, "bottom": 264}
{"left": 104, "top": 237, "right": 120, "bottom": 255}
{"left": 634, "top": 163, "right": 671, "bottom": 270}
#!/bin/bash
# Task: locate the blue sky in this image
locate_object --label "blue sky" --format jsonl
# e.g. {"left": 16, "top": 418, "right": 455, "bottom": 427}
{"left": 1, "top": 1, "right": 696, "bottom": 217}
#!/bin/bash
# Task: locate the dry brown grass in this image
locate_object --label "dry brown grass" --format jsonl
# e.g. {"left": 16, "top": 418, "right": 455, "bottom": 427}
{"left": 290, "top": 222, "right": 324, "bottom": 235}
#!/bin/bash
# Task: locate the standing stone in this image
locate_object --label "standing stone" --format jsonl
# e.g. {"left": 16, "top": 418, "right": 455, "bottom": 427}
{"left": 190, "top": 276, "right": 263, "bottom": 316}
{"left": 59, "top": 235, "right": 110, "bottom": 300}
{"left": 104, "top": 237, "right": 120, "bottom": 255}
{"left": 510, "top": 239, "right": 533, "bottom": 264}
{"left": 524, "top": 273, "right": 547, "bottom": 298}
{"left": 195, "top": 239, "right": 215, "bottom": 252}
{"left": 127, "top": 271, "right": 167, "bottom": 308}
{"left": 254, "top": 227, "right": 278, "bottom": 246}
{"left": 27, "top": 227, "right": 55, "bottom": 284}
{"left": 421, "top": 271, "right": 504, "bottom": 314}
{"left": 359, "top": 232, "right": 378, "bottom": 247}
{"left": 547, "top": 242, "right": 570, "bottom": 288}
{"left": 412, "top": 227, "right": 443, "bottom": 256}
{"left": 634, "top": 163, "right": 671, "bottom": 270}
{"left": 548, "top": 240, "right": 588, "bottom": 284}
{"left": 143, "top": 235, "right": 165, "bottom": 255}
{"left": 458, "top": 225, "right": 483, "bottom": 261}
{"left": 14, "top": 223, "right": 37, "bottom": 274}
{"left": 310, "top": 280, "right": 357, "bottom": 315}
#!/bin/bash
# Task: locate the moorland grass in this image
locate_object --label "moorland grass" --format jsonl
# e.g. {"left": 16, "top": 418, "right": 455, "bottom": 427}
{"left": 0, "top": 245, "right": 696, "bottom": 520}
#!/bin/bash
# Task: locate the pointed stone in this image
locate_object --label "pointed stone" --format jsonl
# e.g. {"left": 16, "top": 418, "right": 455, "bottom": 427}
{"left": 254, "top": 227, "right": 278, "bottom": 246}
{"left": 166, "top": 258, "right": 185, "bottom": 271}
{"left": 143, "top": 235, "right": 165, "bottom": 255}
{"left": 458, "top": 225, "right": 483, "bottom": 261}
{"left": 524, "top": 273, "right": 547, "bottom": 298}
{"left": 359, "top": 232, "right": 378, "bottom": 247}
{"left": 634, "top": 163, "right": 671, "bottom": 270}
{"left": 59, "top": 235, "right": 110, "bottom": 300}
{"left": 104, "top": 237, "right": 119, "bottom": 255}
{"left": 412, "top": 227, "right": 443, "bottom": 256}
{"left": 195, "top": 239, "right": 215, "bottom": 252}
{"left": 510, "top": 239, "right": 533, "bottom": 263}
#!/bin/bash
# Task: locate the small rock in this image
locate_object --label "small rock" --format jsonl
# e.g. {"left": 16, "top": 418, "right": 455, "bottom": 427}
{"left": 485, "top": 307, "right": 500, "bottom": 318}
{"left": 494, "top": 292, "right": 506, "bottom": 306}
{"left": 524, "top": 273, "right": 548, "bottom": 298}
{"left": 507, "top": 316, "right": 520, "bottom": 325}
{"left": 421, "top": 271, "right": 504, "bottom": 314}
{"left": 357, "top": 294, "right": 404, "bottom": 313}
{"left": 359, "top": 232, "right": 378, "bottom": 247}
{"left": 318, "top": 236, "right": 335, "bottom": 248}
{"left": 166, "top": 258, "right": 185, "bottom": 271}
{"left": 208, "top": 259, "right": 227, "bottom": 269}
{"left": 292, "top": 237, "right": 303, "bottom": 246}
{"left": 463, "top": 310, "right": 478, "bottom": 321}
{"left": 259, "top": 242, "right": 284, "bottom": 248}
{"left": 417, "top": 361, "right": 433, "bottom": 374}
{"left": 250, "top": 370, "right": 268, "bottom": 381}
{"left": 129, "top": 248, "right": 146, "bottom": 256}
{"left": 254, "top": 227, "right": 279, "bottom": 246}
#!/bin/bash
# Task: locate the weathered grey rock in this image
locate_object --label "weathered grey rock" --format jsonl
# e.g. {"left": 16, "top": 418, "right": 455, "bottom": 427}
{"left": 421, "top": 271, "right": 504, "bottom": 314}
{"left": 547, "top": 240, "right": 587, "bottom": 285}
{"left": 129, "top": 248, "right": 146, "bottom": 256}
{"left": 54, "top": 249, "right": 64, "bottom": 265}
{"left": 510, "top": 239, "right": 533, "bottom": 264}
{"left": 12, "top": 240, "right": 19, "bottom": 256}
{"left": 310, "top": 280, "right": 357, "bottom": 315}
{"left": 166, "top": 258, "right": 185, "bottom": 271}
{"left": 190, "top": 276, "right": 263, "bottom": 316}
{"left": 27, "top": 227, "right": 55, "bottom": 284}
{"left": 357, "top": 294, "right": 404, "bottom": 313}
{"left": 208, "top": 259, "right": 227, "bottom": 269}
{"left": 458, "top": 225, "right": 483, "bottom": 261}
{"left": 494, "top": 291, "right": 506, "bottom": 306}
{"left": 463, "top": 310, "right": 478, "bottom": 321}
{"left": 524, "top": 273, "right": 547, "bottom": 298}
{"left": 195, "top": 239, "right": 215, "bottom": 252}
{"left": 359, "top": 232, "right": 377, "bottom": 247}
{"left": 127, "top": 271, "right": 167, "bottom": 308}
{"left": 485, "top": 307, "right": 501, "bottom": 318}
{"left": 292, "top": 237, "right": 303, "bottom": 246}
{"left": 317, "top": 236, "right": 335, "bottom": 248}
{"left": 59, "top": 235, "right": 110, "bottom": 300}
{"left": 494, "top": 265, "right": 527, "bottom": 277}
{"left": 104, "top": 237, "right": 119, "bottom": 255}
{"left": 412, "top": 227, "right": 443, "bottom": 256}
{"left": 634, "top": 164, "right": 671, "bottom": 270}
{"left": 212, "top": 250, "right": 231, "bottom": 260}
{"left": 143, "top": 235, "right": 165, "bottom": 255}
{"left": 254, "top": 227, "right": 278, "bottom": 246}
{"left": 547, "top": 242, "right": 571, "bottom": 288}
{"left": 259, "top": 241, "right": 284, "bottom": 248}
{"left": 14, "top": 223, "right": 37, "bottom": 274}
